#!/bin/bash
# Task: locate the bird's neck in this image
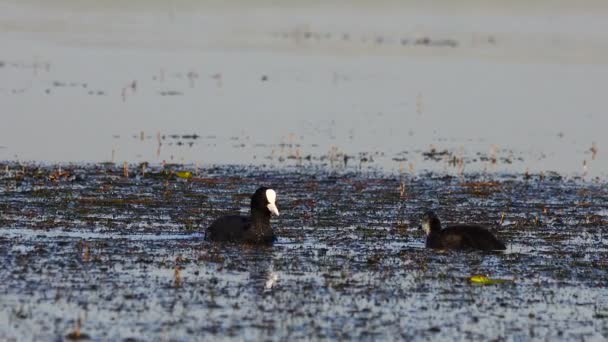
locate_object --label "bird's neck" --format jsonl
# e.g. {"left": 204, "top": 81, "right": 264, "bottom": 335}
{"left": 251, "top": 209, "right": 272, "bottom": 233}
{"left": 429, "top": 220, "right": 442, "bottom": 234}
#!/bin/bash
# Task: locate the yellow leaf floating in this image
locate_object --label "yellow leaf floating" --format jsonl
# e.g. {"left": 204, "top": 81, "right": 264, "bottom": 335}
{"left": 469, "top": 274, "right": 509, "bottom": 285}
{"left": 175, "top": 171, "right": 193, "bottom": 179}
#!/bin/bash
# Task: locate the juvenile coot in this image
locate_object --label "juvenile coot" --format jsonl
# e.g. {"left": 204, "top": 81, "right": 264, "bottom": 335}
{"left": 205, "top": 187, "right": 280, "bottom": 244}
{"left": 420, "top": 211, "right": 506, "bottom": 251}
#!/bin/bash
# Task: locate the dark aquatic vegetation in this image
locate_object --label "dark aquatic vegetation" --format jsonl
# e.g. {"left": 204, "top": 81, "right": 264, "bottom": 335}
{"left": 206, "top": 187, "right": 279, "bottom": 244}
{"left": 421, "top": 211, "right": 506, "bottom": 251}
{"left": 0, "top": 163, "right": 607, "bottom": 340}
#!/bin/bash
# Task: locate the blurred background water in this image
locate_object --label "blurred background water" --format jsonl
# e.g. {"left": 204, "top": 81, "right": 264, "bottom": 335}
{"left": 1, "top": 0, "right": 607, "bottom": 177}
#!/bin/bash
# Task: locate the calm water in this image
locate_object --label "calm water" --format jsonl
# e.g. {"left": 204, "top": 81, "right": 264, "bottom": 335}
{"left": 1, "top": 1, "right": 607, "bottom": 177}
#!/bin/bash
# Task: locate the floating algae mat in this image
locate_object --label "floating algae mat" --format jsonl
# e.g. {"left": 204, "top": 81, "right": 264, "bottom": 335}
{"left": 0, "top": 163, "right": 607, "bottom": 340}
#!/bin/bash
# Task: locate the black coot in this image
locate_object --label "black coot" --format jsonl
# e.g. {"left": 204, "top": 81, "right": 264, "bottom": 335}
{"left": 420, "top": 211, "right": 506, "bottom": 251}
{"left": 206, "top": 187, "right": 279, "bottom": 244}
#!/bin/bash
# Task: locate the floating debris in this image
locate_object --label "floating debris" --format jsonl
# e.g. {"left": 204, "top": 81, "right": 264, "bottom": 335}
{"left": 468, "top": 275, "right": 511, "bottom": 286}
{"left": 175, "top": 171, "right": 193, "bottom": 179}
{"left": 65, "top": 318, "right": 90, "bottom": 341}
{"left": 159, "top": 90, "right": 183, "bottom": 96}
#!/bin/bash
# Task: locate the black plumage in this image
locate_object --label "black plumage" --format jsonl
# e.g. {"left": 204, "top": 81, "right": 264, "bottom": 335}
{"left": 206, "top": 187, "right": 279, "bottom": 244}
{"left": 421, "top": 211, "right": 506, "bottom": 251}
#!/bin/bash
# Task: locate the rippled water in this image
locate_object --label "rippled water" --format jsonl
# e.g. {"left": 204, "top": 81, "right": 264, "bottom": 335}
{"left": 0, "top": 163, "right": 607, "bottom": 340}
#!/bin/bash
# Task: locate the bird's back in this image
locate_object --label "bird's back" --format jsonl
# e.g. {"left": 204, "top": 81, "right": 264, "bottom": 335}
{"left": 206, "top": 215, "right": 275, "bottom": 244}
{"left": 206, "top": 215, "right": 251, "bottom": 242}
{"left": 434, "top": 224, "right": 506, "bottom": 251}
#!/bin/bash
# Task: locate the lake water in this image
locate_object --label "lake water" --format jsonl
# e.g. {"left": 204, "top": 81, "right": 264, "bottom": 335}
{"left": 1, "top": 1, "right": 608, "bottom": 340}
{"left": 1, "top": 0, "right": 607, "bottom": 177}
{"left": 1, "top": 164, "right": 607, "bottom": 340}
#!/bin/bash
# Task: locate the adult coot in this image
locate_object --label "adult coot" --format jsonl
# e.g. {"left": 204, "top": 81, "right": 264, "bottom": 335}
{"left": 206, "top": 187, "right": 279, "bottom": 244}
{"left": 420, "top": 211, "right": 506, "bottom": 251}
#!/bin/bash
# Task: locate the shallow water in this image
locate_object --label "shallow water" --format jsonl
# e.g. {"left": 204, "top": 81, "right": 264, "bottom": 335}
{"left": 0, "top": 163, "right": 607, "bottom": 340}
{"left": 1, "top": 1, "right": 608, "bottom": 340}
